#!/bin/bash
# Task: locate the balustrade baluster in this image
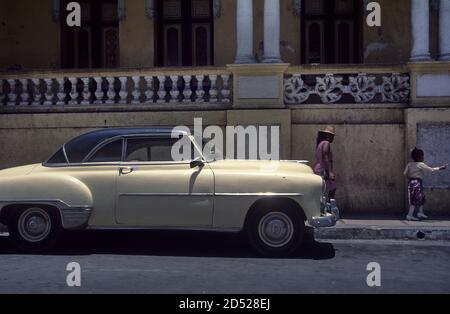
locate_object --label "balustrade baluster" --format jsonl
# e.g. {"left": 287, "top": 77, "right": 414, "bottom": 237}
{"left": 43, "top": 78, "right": 54, "bottom": 105}
{"left": 220, "top": 74, "right": 231, "bottom": 103}
{"left": 209, "top": 75, "right": 218, "bottom": 103}
{"left": 7, "top": 79, "right": 18, "bottom": 106}
{"left": 157, "top": 76, "right": 167, "bottom": 103}
{"left": 0, "top": 80, "right": 4, "bottom": 105}
{"left": 55, "top": 78, "right": 66, "bottom": 105}
{"left": 105, "top": 77, "right": 116, "bottom": 104}
{"left": 131, "top": 76, "right": 141, "bottom": 104}
{"left": 170, "top": 76, "right": 180, "bottom": 103}
{"left": 68, "top": 78, "right": 79, "bottom": 105}
{"left": 118, "top": 77, "right": 128, "bottom": 104}
{"left": 80, "top": 78, "right": 91, "bottom": 105}
{"left": 195, "top": 75, "right": 205, "bottom": 103}
{"left": 144, "top": 76, "right": 154, "bottom": 103}
{"left": 183, "top": 76, "right": 192, "bottom": 103}
{"left": 19, "top": 79, "right": 29, "bottom": 106}
{"left": 93, "top": 77, "right": 104, "bottom": 104}
{"left": 32, "top": 79, "right": 43, "bottom": 106}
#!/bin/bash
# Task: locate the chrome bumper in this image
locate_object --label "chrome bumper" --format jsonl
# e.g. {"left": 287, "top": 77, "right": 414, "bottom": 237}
{"left": 310, "top": 202, "right": 340, "bottom": 228}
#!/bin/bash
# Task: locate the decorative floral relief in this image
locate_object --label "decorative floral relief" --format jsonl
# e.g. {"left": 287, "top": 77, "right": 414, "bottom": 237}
{"left": 349, "top": 74, "right": 376, "bottom": 103}
{"left": 284, "top": 75, "right": 310, "bottom": 104}
{"left": 315, "top": 74, "right": 344, "bottom": 104}
{"left": 284, "top": 73, "right": 410, "bottom": 104}
{"left": 381, "top": 74, "right": 410, "bottom": 103}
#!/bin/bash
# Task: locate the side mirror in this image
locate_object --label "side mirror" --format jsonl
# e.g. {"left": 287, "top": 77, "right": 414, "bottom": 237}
{"left": 190, "top": 157, "right": 204, "bottom": 168}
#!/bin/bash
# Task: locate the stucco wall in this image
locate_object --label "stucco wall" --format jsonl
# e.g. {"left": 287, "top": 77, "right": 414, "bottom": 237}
{"left": 363, "top": 0, "right": 410, "bottom": 64}
{"left": 0, "top": 0, "right": 60, "bottom": 69}
{"left": 119, "top": 0, "right": 154, "bottom": 68}
{"left": 0, "top": 0, "right": 422, "bottom": 69}
{"left": 214, "top": 0, "right": 236, "bottom": 66}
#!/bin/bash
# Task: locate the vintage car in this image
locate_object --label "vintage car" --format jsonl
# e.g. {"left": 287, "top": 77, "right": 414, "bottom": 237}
{"left": 0, "top": 128, "right": 339, "bottom": 257}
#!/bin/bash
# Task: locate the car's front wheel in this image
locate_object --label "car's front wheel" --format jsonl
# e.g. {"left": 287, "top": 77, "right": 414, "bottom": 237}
{"left": 247, "top": 206, "right": 305, "bottom": 257}
{"left": 8, "top": 206, "right": 62, "bottom": 253}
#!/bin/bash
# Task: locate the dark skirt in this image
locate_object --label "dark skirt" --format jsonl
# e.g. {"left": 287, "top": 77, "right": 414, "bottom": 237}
{"left": 408, "top": 178, "right": 426, "bottom": 206}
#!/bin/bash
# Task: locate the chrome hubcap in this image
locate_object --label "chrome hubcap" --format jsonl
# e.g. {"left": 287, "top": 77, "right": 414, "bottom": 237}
{"left": 258, "top": 212, "right": 294, "bottom": 248}
{"left": 18, "top": 208, "right": 51, "bottom": 243}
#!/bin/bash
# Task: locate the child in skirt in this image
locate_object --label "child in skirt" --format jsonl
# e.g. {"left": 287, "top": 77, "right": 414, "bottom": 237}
{"left": 404, "top": 148, "right": 447, "bottom": 221}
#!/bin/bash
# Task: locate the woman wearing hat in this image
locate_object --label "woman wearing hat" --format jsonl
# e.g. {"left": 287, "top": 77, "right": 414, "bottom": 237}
{"left": 314, "top": 126, "right": 337, "bottom": 201}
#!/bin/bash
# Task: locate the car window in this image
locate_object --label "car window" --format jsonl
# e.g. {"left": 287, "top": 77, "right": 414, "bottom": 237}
{"left": 46, "top": 147, "right": 68, "bottom": 164}
{"left": 125, "top": 138, "right": 178, "bottom": 162}
{"left": 88, "top": 139, "right": 123, "bottom": 163}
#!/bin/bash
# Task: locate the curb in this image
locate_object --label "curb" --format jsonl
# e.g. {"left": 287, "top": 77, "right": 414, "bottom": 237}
{"left": 315, "top": 226, "right": 450, "bottom": 241}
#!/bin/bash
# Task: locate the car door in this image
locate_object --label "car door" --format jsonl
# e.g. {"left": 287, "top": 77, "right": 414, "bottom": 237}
{"left": 115, "top": 135, "right": 214, "bottom": 227}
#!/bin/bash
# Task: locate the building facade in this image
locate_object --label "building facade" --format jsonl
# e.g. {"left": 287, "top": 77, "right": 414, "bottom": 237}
{"left": 1, "top": 0, "right": 450, "bottom": 215}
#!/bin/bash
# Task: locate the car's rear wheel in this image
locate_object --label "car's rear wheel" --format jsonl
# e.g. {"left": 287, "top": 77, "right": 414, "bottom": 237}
{"left": 247, "top": 206, "right": 305, "bottom": 257}
{"left": 8, "top": 206, "right": 62, "bottom": 253}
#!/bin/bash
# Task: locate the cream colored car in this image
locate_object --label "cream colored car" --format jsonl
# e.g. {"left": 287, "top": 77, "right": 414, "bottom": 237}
{"left": 0, "top": 128, "right": 338, "bottom": 257}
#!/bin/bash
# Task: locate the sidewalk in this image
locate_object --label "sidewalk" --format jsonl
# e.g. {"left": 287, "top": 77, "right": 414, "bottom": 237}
{"left": 315, "top": 218, "right": 450, "bottom": 241}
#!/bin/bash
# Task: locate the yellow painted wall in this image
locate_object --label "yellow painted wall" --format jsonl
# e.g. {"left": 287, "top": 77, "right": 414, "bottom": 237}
{"left": 0, "top": 0, "right": 60, "bottom": 69}
{"left": 214, "top": 0, "right": 236, "bottom": 66}
{"left": 0, "top": 0, "right": 9, "bottom": 66}
{"left": 119, "top": 0, "right": 154, "bottom": 68}
{"left": 0, "top": 0, "right": 437, "bottom": 68}
{"left": 363, "top": 0, "right": 410, "bottom": 64}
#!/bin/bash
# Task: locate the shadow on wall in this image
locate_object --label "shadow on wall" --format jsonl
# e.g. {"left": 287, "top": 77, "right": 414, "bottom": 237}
{"left": 364, "top": 42, "right": 405, "bottom": 64}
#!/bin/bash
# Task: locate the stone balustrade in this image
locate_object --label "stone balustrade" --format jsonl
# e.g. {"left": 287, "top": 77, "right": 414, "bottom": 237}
{"left": 0, "top": 65, "right": 416, "bottom": 110}
{"left": 0, "top": 68, "right": 232, "bottom": 108}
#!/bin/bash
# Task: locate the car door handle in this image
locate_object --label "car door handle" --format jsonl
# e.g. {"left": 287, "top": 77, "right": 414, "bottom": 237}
{"left": 119, "top": 167, "right": 134, "bottom": 175}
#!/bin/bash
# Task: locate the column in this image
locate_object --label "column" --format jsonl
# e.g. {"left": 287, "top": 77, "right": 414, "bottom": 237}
{"left": 235, "top": 0, "right": 255, "bottom": 63}
{"left": 410, "top": 0, "right": 432, "bottom": 61}
{"left": 439, "top": 0, "right": 450, "bottom": 61}
{"left": 263, "top": 0, "right": 282, "bottom": 63}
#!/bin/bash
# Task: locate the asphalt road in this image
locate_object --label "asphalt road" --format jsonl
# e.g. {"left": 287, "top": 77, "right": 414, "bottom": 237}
{"left": 0, "top": 230, "right": 449, "bottom": 294}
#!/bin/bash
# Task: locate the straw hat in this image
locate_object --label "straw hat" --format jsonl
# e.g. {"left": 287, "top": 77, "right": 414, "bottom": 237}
{"left": 318, "top": 126, "right": 336, "bottom": 136}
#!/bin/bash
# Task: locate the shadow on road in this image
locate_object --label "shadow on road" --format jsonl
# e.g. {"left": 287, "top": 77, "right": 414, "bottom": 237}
{"left": 0, "top": 228, "right": 335, "bottom": 260}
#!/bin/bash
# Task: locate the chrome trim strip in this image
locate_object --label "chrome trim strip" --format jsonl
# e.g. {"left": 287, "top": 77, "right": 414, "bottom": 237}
{"left": 0, "top": 199, "right": 90, "bottom": 209}
{"left": 87, "top": 225, "right": 242, "bottom": 233}
{"left": 119, "top": 193, "right": 213, "bottom": 197}
{"left": 118, "top": 192, "right": 302, "bottom": 197}
{"left": 0, "top": 199, "right": 92, "bottom": 230}
{"left": 215, "top": 192, "right": 304, "bottom": 196}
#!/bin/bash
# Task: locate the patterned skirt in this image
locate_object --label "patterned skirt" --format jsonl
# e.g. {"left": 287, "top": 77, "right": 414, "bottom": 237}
{"left": 408, "top": 178, "right": 426, "bottom": 206}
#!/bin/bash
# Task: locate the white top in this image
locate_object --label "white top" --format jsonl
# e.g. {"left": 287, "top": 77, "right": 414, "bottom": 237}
{"left": 403, "top": 162, "right": 440, "bottom": 179}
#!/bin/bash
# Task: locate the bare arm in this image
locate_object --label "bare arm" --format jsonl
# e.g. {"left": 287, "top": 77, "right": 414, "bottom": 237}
{"left": 418, "top": 162, "right": 448, "bottom": 172}
{"left": 322, "top": 142, "right": 335, "bottom": 180}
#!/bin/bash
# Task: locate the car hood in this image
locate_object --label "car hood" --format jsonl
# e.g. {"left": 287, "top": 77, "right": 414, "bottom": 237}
{"left": 0, "top": 164, "right": 39, "bottom": 178}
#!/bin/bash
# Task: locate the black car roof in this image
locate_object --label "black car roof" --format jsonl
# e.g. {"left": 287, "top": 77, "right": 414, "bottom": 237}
{"left": 47, "top": 127, "right": 188, "bottom": 164}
